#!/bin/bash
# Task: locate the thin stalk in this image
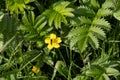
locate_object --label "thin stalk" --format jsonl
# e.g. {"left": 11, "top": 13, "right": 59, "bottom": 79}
{"left": 58, "top": 49, "right": 66, "bottom": 64}
{"left": 67, "top": 61, "right": 73, "bottom": 80}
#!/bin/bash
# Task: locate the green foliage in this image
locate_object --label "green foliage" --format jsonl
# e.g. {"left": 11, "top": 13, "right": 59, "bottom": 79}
{"left": 113, "top": 10, "right": 120, "bottom": 20}
{"left": 81, "top": 53, "right": 120, "bottom": 80}
{"left": 6, "top": 0, "right": 34, "bottom": 14}
{"left": 68, "top": 0, "right": 113, "bottom": 52}
{"left": 20, "top": 11, "right": 52, "bottom": 48}
{"left": 44, "top": 1, "right": 74, "bottom": 29}
{"left": 0, "top": 0, "right": 120, "bottom": 80}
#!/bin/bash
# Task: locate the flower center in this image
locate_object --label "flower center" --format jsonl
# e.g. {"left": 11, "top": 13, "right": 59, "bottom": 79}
{"left": 51, "top": 39, "right": 56, "bottom": 45}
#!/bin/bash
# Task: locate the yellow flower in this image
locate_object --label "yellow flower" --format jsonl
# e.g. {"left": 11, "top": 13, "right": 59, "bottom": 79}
{"left": 45, "top": 33, "right": 62, "bottom": 50}
{"left": 32, "top": 66, "right": 40, "bottom": 73}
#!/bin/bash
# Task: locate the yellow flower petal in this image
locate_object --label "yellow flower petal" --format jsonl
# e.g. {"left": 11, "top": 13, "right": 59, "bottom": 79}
{"left": 48, "top": 44, "right": 54, "bottom": 50}
{"left": 56, "top": 37, "right": 62, "bottom": 43}
{"left": 54, "top": 43, "right": 60, "bottom": 48}
{"left": 50, "top": 33, "right": 56, "bottom": 39}
{"left": 32, "top": 66, "right": 40, "bottom": 73}
{"left": 45, "top": 38, "right": 51, "bottom": 44}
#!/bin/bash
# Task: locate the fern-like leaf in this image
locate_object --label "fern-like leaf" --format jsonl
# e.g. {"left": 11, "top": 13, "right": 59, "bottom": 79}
{"left": 47, "top": 1, "right": 74, "bottom": 28}
{"left": 92, "top": 18, "right": 111, "bottom": 30}
{"left": 20, "top": 11, "right": 51, "bottom": 40}
{"left": 97, "top": 9, "right": 112, "bottom": 17}
{"left": 79, "top": 17, "right": 92, "bottom": 25}
{"left": 90, "top": 27, "right": 106, "bottom": 40}
{"left": 74, "top": 6, "right": 95, "bottom": 17}
{"left": 102, "top": 0, "right": 114, "bottom": 9}
{"left": 68, "top": 27, "right": 89, "bottom": 38}
{"left": 6, "top": 0, "right": 32, "bottom": 14}
{"left": 90, "top": 0, "right": 100, "bottom": 8}
{"left": 88, "top": 33, "right": 99, "bottom": 49}
{"left": 69, "top": 27, "right": 89, "bottom": 49}
{"left": 77, "top": 36, "right": 88, "bottom": 53}
{"left": 68, "top": 26, "right": 89, "bottom": 52}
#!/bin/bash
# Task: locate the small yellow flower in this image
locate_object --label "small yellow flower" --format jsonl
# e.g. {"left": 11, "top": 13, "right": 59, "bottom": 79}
{"left": 32, "top": 66, "right": 40, "bottom": 73}
{"left": 45, "top": 33, "right": 62, "bottom": 50}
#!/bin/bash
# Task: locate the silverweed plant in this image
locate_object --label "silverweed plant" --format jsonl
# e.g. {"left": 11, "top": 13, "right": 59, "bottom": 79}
{"left": 0, "top": 0, "right": 120, "bottom": 80}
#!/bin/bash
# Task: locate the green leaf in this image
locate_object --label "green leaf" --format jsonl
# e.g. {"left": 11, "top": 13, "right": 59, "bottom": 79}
{"left": 0, "top": 33, "right": 3, "bottom": 49}
{"left": 113, "top": 10, "right": 120, "bottom": 21}
{"left": 70, "top": 33, "right": 87, "bottom": 49}
{"left": 6, "top": 0, "right": 31, "bottom": 14}
{"left": 34, "top": 15, "right": 46, "bottom": 28}
{"left": 77, "top": 36, "right": 88, "bottom": 53}
{"left": 46, "top": 1, "right": 74, "bottom": 28}
{"left": 68, "top": 27, "right": 89, "bottom": 38}
{"left": 86, "top": 65, "right": 105, "bottom": 76}
{"left": 103, "top": 73, "right": 110, "bottom": 80}
{"left": 88, "top": 33, "right": 99, "bottom": 49}
{"left": 54, "top": 13, "right": 61, "bottom": 28}
{"left": 37, "top": 21, "right": 47, "bottom": 31}
{"left": 90, "top": 27, "right": 106, "bottom": 40}
{"left": 73, "top": 75, "right": 87, "bottom": 80}
{"left": 22, "top": 13, "right": 31, "bottom": 26}
{"left": 90, "top": 0, "right": 100, "bottom": 8}
{"left": 92, "top": 18, "right": 111, "bottom": 30}
{"left": 48, "top": 11, "right": 57, "bottom": 26}
{"left": 74, "top": 6, "right": 95, "bottom": 17}
{"left": 29, "top": 11, "right": 35, "bottom": 25}
{"left": 0, "top": 12, "right": 4, "bottom": 22}
{"left": 79, "top": 17, "right": 91, "bottom": 25}
{"left": 10, "top": 74, "right": 16, "bottom": 80}
{"left": 97, "top": 9, "right": 112, "bottom": 17}
{"left": 106, "top": 67, "right": 120, "bottom": 76}
{"left": 102, "top": 0, "right": 114, "bottom": 9}
{"left": 52, "top": 61, "right": 68, "bottom": 80}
